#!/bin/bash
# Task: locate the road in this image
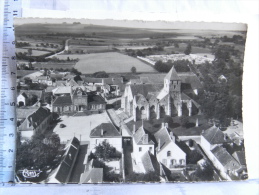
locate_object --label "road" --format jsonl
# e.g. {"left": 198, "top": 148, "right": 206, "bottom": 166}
{"left": 46, "top": 39, "right": 71, "bottom": 59}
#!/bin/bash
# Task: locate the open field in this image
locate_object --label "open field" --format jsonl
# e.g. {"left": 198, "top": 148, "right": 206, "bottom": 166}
{"left": 56, "top": 52, "right": 157, "bottom": 74}
{"left": 33, "top": 62, "right": 75, "bottom": 69}
{"left": 68, "top": 45, "right": 112, "bottom": 53}
{"left": 16, "top": 48, "right": 51, "bottom": 56}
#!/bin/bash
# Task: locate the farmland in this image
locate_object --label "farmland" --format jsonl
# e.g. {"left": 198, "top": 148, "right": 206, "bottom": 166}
{"left": 33, "top": 62, "right": 75, "bottom": 70}
{"left": 55, "top": 52, "right": 157, "bottom": 74}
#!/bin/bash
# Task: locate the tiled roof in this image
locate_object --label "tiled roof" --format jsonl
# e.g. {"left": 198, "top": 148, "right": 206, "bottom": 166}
{"left": 88, "top": 94, "right": 106, "bottom": 105}
{"left": 52, "top": 96, "right": 73, "bottom": 106}
{"left": 202, "top": 126, "right": 229, "bottom": 144}
{"left": 211, "top": 146, "right": 241, "bottom": 171}
{"left": 52, "top": 86, "right": 72, "bottom": 94}
{"left": 130, "top": 84, "right": 163, "bottom": 98}
{"left": 19, "top": 90, "right": 43, "bottom": 99}
{"left": 133, "top": 126, "right": 154, "bottom": 145}
{"left": 17, "top": 107, "right": 38, "bottom": 119}
{"left": 50, "top": 73, "right": 64, "bottom": 80}
{"left": 232, "top": 151, "right": 246, "bottom": 166}
{"left": 181, "top": 93, "right": 201, "bottom": 108}
{"left": 90, "top": 123, "right": 121, "bottom": 137}
{"left": 80, "top": 168, "right": 103, "bottom": 183}
{"left": 154, "top": 127, "right": 171, "bottom": 151}
{"left": 55, "top": 80, "right": 67, "bottom": 86}
{"left": 164, "top": 66, "right": 181, "bottom": 81}
{"left": 50, "top": 137, "right": 80, "bottom": 183}
{"left": 141, "top": 151, "right": 156, "bottom": 173}
{"left": 18, "top": 107, "right": 51, "bottom": 131}
{"left": 178, "top": 72, "right": 202, "bottom": 89}
{"left": 135, "top": 94, "right": 149, "bottom": 107}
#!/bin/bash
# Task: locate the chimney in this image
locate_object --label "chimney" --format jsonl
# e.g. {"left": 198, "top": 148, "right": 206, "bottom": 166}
{"left": 157, "top": 139, "right": 161, "bottom": 151}
{"left": 161, "top": 122, "right": 165, "bottom": 128}
{"left": 133, "top": 124, "right": 136, "bottom": 134}
{"left": 165, "top": 123, "right": 168, "bottom": 128}
{"left": 170, "top": 131, "right": 175, "bottom": 142}
{"left": 196, "top": 118, "right": 199, "bottom": 127}
{"left": 101, "top": 129, "right": 104, "bottom": 136}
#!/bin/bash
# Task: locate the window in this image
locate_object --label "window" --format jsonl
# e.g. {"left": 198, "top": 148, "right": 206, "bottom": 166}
{"left": 167, "top": 151, "right": 171, "bottom": 157}
{"left": 96, "top": 139, "right": 99, "bottom": 145}
{"left": 162, "top": 159, "right": 167, "bottom": 166}
{"left": 171, "top": 159, "right": 176, "bottom": 165}
{"left": 180, "top": 159, "right": 185, "bottom": 165}
{"left": 139, "top": 147, "right": 142, "bottom": 152}
{"left": 149, "top": 147, "right": 152, "bottom": 151}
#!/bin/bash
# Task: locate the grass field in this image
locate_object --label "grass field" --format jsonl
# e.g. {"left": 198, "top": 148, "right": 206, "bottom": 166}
{"left": 33, "top": 62, "right": 75, "bottom": 69}
{"left": 56, "top": 52, "right": 157, "bottom": 74}
{"left": 16, "top": 48, "right": 50, "bottom": 56}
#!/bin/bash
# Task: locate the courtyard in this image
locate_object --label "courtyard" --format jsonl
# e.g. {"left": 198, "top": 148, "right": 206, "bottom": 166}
{"left": 53, "top": 112, "right": 111, "bottom": 144}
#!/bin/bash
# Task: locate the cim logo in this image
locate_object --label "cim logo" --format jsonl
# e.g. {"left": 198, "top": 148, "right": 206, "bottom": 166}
{"left": 22, "top": 169, "right": 42, "bottom": 178}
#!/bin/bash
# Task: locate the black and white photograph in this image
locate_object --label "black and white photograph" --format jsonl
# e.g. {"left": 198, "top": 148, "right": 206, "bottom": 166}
{"left": 14, "top": 18, "right": 247, "bottom": 183}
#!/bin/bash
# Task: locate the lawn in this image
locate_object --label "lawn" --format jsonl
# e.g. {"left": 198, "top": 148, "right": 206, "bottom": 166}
{"left": 56, "top": 52, "right": 157, "bottom": 74}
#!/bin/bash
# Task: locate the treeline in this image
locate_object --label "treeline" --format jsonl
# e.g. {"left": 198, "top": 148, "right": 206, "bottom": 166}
{"left": 125, "top": 46, "right": 164, "bottom": 57}
{"left": 154, "top": 59, "right": 191, "bottom": 72}
{"left": 220, "top": 35, "right": 246, "bottom": 45}
{"left": 16, "top": 42, "right": 31, "bottom": 48}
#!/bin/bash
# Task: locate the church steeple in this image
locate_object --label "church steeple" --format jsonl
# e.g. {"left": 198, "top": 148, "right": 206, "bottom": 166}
{"left": 164, "top": 66, "right": 181, "bottom": 93}
{"left": 164, "top": 66, "right": 181, "bottom": 81}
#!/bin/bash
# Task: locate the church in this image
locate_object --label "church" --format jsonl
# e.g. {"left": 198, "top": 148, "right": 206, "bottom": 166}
{"left": 121, "top": 66, "right": 199, "bottom": 121}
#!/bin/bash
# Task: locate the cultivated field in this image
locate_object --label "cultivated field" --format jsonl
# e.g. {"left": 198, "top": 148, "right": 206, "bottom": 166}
{"left": 56, "top": 52, "right": 157, "bottom": 74}
{"left": 33, "top": 62, "right": 75, "bottom": 69}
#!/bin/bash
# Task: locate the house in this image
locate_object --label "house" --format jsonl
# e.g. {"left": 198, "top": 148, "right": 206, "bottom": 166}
{"left": 36, "top": 75, "right": 53, "bottom": 86}
{"left": 17, "top": 90, "right": 43, "bottom": 107}
{"left": 211, "top": 146, "right": 241, "bottom": 180}
{"left": 121, "top": 66, "right": 198, "bottom": 122}
{"left": 17, "top": 107, "right": 52, "bottom": 140}
{"left": 89, "top": 123, "right": 122, "bottom": 153}
{"left": 154, "top": 123, "right": 186, "bottom": 170}
{"left": 52, "top": 87, "right": 106, "bottom": 114}
{"left": 200, "top": 125, "right": 230, "bottom": 154}
{"left": 47, "top": 137, "right": 80, "bottom": 183}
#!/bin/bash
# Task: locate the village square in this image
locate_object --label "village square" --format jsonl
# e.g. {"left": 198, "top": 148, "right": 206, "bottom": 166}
{"left": 14, "top": 19, "right": 246, "bottom": 183}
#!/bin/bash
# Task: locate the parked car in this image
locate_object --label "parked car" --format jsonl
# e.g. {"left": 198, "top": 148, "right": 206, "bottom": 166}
{"left": 60, "top": 124, "right": 66, "bottom": 128}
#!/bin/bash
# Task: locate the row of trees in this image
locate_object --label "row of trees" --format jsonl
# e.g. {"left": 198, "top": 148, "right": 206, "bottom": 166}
{"left": 154, "top": 59, "right": 191, "bottom": 73}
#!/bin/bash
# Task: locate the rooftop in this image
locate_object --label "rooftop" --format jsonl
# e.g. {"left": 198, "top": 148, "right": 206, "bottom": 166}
{"left": 52, "top": 96, "right": 73, "bottom": 106}
{"left": 90, "top": 123, "right": 121, "bottom": 138}
{"left": 202, "top": 126, "right": 230, "bottom": 144}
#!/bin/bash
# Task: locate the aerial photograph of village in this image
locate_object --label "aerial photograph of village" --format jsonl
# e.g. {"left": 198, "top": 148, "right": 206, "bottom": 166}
{"left": 14, "top": 18, "right": 247, "bottom": 183}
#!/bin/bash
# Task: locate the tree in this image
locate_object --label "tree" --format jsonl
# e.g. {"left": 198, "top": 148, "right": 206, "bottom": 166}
{"left": 126, "top": 172, "right": 160, "bottom": 182}
{"left": 131, "top": 66, "right": 137, "bottom": 74}
{"left": 93, "top": 71, "right": 109, "bottom": 78}
{"left": 16, "top": 133, "right": 61, "bottom": 181}
{"left": 174, "top": 42, "right": 179, "bottom": 48}
{"left": 94, "top": 141, "right": 119, "bottom": 161}
{"left": 191, "top": 161, "right": 214, "bottom": 181}
{"left": 27, "top": 48, "right": 32, "bottom": 56}
{"left": 24, "top": 77, "right": 32, "bottom": 84}
{"left": 184, "top": 43, "right": 192, "bottom": 55}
